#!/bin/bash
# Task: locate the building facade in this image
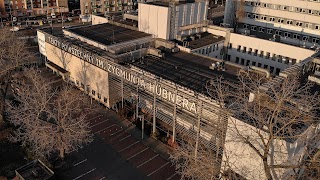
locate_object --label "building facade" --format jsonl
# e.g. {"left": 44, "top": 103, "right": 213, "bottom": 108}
{"left": 224, "top": 0, "right": 320, "bottom": 48}
{"left": 80, "top": 0, "right": 134, "bottom": 17}
{"left": 138, "top": 0, "right": 209, "bottom": 40}
{"left": 0, "top": 0, "right": 68, "bottom": 17}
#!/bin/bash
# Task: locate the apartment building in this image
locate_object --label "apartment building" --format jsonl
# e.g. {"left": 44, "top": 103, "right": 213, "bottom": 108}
{"left": 80, "top": 0, "right": 134, "bottom": 17}
{"left": 224, "top": 0, "right": 320, "bottom": 48}
{"left": 0, "top": 0, "right": 68, "bottom": 17}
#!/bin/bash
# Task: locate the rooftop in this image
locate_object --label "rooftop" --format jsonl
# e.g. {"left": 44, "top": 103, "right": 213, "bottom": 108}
{"left": 67, "top": 23, "right": 151, "bottom": 46}
{"left": 130, "top": 51, "right": 241, "bottom": 93}
{"left": 146, "top": 1, "right": 192, "bottom": 7}
{"left": 188, "top": 33, "right": 225, "bottom": 49}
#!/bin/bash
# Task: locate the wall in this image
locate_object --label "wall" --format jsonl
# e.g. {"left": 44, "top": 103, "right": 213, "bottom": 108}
{"left": 207, "top": 23, "right": 316, "bottom": 74}
{"left": 223, "top": 117, "right": 288, "bottom": 180}
{"left": 227, "top": 33, "right": 315, "bottom": 73}
{"left": 175, "top": 1, "right": 208, "bottom": 36}
{"left": 138, "top": 3, "right": 170, "bottom": 39}
{"left": 191, "top": 41, "right": 224, "bottom": 59}
{"left": 45, "top": 43, "right": 110, "bottom": 107}
{"left": 207, "top": 25, "right": 231, "bottom": 37}
{"left": 91, "top": 14, "right": 108, "bottom": 25}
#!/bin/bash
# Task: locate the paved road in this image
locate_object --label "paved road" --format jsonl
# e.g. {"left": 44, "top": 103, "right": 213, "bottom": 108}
{"left": 55, "top": 108, "right": 180, "bottom": 180}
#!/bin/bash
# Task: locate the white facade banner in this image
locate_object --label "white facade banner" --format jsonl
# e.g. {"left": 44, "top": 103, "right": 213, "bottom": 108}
{"left": 37, "top": 31, "right": 47, "bottom": 56}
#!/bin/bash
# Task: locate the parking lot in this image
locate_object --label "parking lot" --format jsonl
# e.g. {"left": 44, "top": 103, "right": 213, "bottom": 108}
{"left": 56, "top": 108, "right": 180, "bottom": 180}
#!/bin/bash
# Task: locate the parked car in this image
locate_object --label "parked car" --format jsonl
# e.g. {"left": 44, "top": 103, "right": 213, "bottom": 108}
{"left": 10, "top": 26, "right": 19, "bottom": 32}
{"left": 62, "top": 25, "right": 71, "bottom": 29}
{"left": 67, "top": 17, "right": 73, "bottom": 22}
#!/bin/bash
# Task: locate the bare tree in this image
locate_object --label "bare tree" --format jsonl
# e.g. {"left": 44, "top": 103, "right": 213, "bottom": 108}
{"left": 169, "top": 137, "right": 220, "bottom": 180}
{"left": 7, "top": 69, "right": 95, "bottom": 159}
{"left": 170, "top": 71, "right": 319, "bottom": 179}
{"left": 208, "top": 71, "right": 320, "bottom": 179}
{"left": 0, "top": 28, "right": 34, "bottom": 122}
{"left": 227, "top": 0, "right": 245, "bottom": 31}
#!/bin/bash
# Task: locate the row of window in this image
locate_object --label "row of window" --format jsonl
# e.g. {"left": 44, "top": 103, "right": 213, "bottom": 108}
{"left": 245, "top": 13, "right": 320, "bottom": 31}
{"left": 194, "top": 44, "right": 219, "bottom": 55}
{"left": 234, "top": 56, "right": 281, "bottom": 75}
{"left": 242, "top": 24, "right": 320, "bottom": 45}
{"left": 75, "top": 80, "right": 108, "bottom": 104}
{"left": 245, "top": 0, "right": 320, "bottom": 16}
{"left": 229, "top": 43, "right": 297, "bottom": 65}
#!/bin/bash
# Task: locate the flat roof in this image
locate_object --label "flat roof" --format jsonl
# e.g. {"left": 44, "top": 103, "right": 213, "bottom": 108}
{"left": 131, "top": 51, "right": 240, "bottom": 93}
{"left": 146, "top": 0, "right": 194, "bottom": 7}
{"left": 67, "top": 23, "right": 151, "bottom": 46}
{"left": 188, "top": 33, "right": 225, "bottom": 49}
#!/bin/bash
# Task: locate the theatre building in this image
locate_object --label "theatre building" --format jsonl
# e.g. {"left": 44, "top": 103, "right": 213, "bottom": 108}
{"left": 37, "top": 23, "right": 246, "bottom": 172}
{"left": 37, "top": 22, "right": 320, "bottom": 179}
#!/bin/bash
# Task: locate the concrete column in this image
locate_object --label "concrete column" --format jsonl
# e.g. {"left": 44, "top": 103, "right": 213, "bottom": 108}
{"left": 136, "top": 83, "right": 139, "bottom": 119}
{"left": 152, "top": 79, "right": 158, "bottom": 135}
{"left": 194, "top": 99, "right": 202, "bottom": 159}
{"left": 172, "top": 84, "right": 178, "bottom": 143}
{"left": 121, "top": 69, "right": 124, "bottom": 109}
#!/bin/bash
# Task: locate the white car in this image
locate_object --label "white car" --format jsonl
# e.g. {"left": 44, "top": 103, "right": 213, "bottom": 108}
{"left": 67, "top": 17, "right": 73, "bottom": 22}
{"left": 10, "top": 26, "right": 19, "bottom": 32}
{"left": 62, "top": 25, "right": 71, "bottom": 29}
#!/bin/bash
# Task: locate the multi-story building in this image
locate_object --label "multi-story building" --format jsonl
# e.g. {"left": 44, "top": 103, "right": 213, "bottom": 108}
{"left": 224, "top": 0, "right": 320, "bottom": 49}
{"left": 80, "top": 0, "right": 134, "bottom": 18}
{"left": 138, "top": 0, "right": 209, "bottom": 40}
{"left": 0, "top": 0, "right": 68, "bottom": 17}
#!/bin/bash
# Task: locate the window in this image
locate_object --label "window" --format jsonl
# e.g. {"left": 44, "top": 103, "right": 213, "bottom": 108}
{"left": 275, "top": 30, "right": 282, "bottom": 36}
{"left": 278, "top": 18, "right": 284, "bottom": 24}
{"left": 254, "top": 49, "right": 258, "bottom": 56}
{"left": 269, "top": 17, "right": 275, "bottom": 22}
{"left": 266, "top": 52, "right": 270, "bottom": 59}
{"left": 296, "top": 22, "right": 303, "bottom": 27}
{"left": 286, "top": 20, "right": 293, "bottom": 25}
{"left": 243, "top": 47, "right": 247, "bottom": 53}
{"left": 246, "top": 60, "right": 250, "bottom": 66}
{"left": 264, "top": 64, "right": 268, "bottom": 69}
{"left": 104, "top": 97, "right": 108, "bottom": 103}
{"left": 228, "top": 43, "right": 232, "bottom": 49}
{"left": 260, "top": 51, "right": 264, "bottom": 58}
{"left": 261, "top": 16, "right": 267, "bottom": 21}
{"left": 245, "top": 13, "right": 251, "bottom": 18}
{"left": 248, "top": 48, "right": 252, "bottom": 54}
{"left": 236, "top": 57, "right": 240, "bottom": 64}
{"left": 312, "top": 38, "right": 319, "bottom": 44}
{"left": 305, "top": 23, "right": 312, "bottom": 29}
{"left": 284, "top": 32, "right": 291, "bottom": 38}
{"left": 244, "top": 24, "right": 249, "bottom": 29}
{"left": 293, "top": 34, "right": 300, "bottom": 40}
{"left": 241, "top": 58, "right": 245, "bottom": 65}
{"left": 252, "top": 61, "right": 256, "bottom": 66}
{"left": 315, "top": 25, "right": 320, "bottom": 30}
{"left": 237, "top": 45, "right": 241, "bottom": 52}
{"left": 92, "top": 90, "right": 96, "bottom": 96}
{"left": 258, "top": 63, "right": 262, "bottom": 67}
{"left": 276, "top": 68, "right": 281, "bottom": 75}
{"left": 259, "top": 27, "right": 265, "bottom": 32}
{"left": 76, "top": 80, "right": 79, "bottom": 85}
{"left": 270, "top": 66, "right": 274, "bottom": 73}
{"left": 98, "top": 93, "right": 101, "bottom": 99}
{"left": 251, "top": 26, "right": 257, "bottom": 31}
{"left": 302, "top": 36, "right": 309, "bottom": 41}
{"left": 267, "top": 29, "right": 273, "bottom": 34}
